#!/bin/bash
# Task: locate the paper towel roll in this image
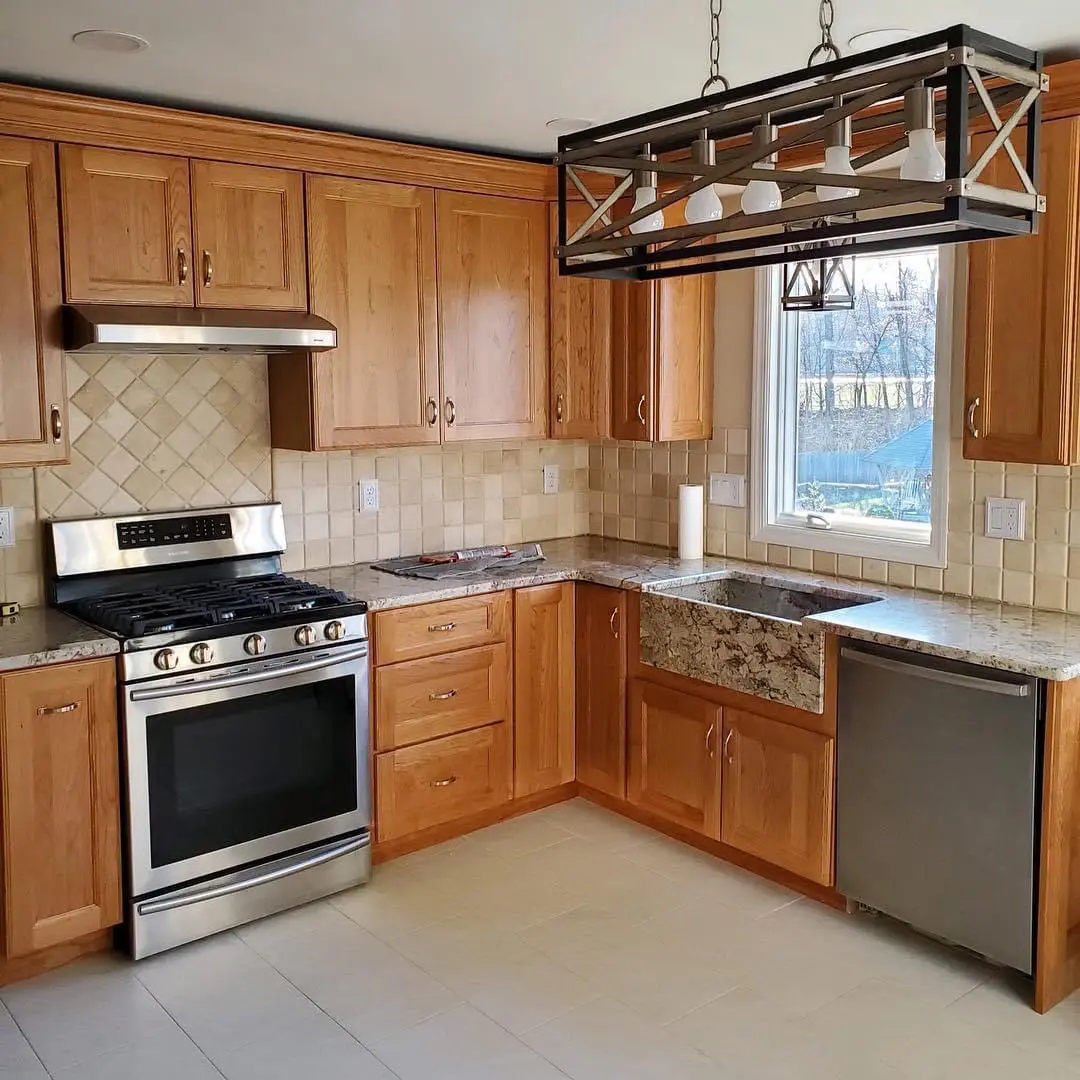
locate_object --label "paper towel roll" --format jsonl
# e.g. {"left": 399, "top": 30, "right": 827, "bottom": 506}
{"left": 678, "top": 484, "right": 704, "bottom": 560}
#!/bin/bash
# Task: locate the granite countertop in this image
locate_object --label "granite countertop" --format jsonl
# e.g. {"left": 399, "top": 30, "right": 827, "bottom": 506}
{"left": 0, "top": 607, "right": 119, "bottom": 672}
{"left": 301, "top": 535, "right": 1080, "bottom": 681}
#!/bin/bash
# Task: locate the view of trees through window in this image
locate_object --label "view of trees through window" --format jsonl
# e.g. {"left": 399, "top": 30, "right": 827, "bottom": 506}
{"left": 789, "top": 249, "right": 938, "bottom": 527}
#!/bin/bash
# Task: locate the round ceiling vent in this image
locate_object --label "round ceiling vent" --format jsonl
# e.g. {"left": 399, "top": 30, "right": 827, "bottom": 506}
{"left": 545, "top": 118, "right": 596, "bottom": 135}
{"left": 72, "top": 30, "right": 150, "bottom": 54}
{"left": 847, "top": 28, "right": 913, "bottom": 51}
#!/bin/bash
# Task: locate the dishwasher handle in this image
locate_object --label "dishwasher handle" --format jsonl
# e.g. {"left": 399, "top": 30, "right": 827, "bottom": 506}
{"left": 840, "top": 646, "right": 1030, "bottom": 698}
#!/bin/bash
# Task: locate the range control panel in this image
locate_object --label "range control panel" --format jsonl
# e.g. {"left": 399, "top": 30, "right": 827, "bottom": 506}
{"left": 116, "top": 513, "right": 234, "bottom": 550}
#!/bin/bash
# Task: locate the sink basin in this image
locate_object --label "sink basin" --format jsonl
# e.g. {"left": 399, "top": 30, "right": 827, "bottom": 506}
{"left": 656, "top": 575, "right": 877, "bottom": 623}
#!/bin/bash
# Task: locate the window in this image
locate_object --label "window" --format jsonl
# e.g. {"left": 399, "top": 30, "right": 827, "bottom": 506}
{"left": 752, "top": 248, "right": 952, "bottom": 566}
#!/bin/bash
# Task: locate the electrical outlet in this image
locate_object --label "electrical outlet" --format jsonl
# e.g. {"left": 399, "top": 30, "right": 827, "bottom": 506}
{"left": 0, "top": 507, "right": 13, "bottom": 549}
{"left": 985, "top": 496, "right": 1025, "bottom": 540}
{"left": 709, "top": 473, "right": 746, "bottom": 508}
{"left": 359, "top": 479, "right": 379, "bottom": 513}
{"left": 543, "top": 464, "right": 560, "bottom": 494}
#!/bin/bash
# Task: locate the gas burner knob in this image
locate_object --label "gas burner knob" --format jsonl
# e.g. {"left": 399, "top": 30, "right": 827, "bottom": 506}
{"left": 295, "top": 625, "right": 316, "bottom": 647}
{"left": 243, "top": 633, "right": 267, "bottom": 656}
{"left": 324, "top": 620, "right": 345, "bottom": 641}
{"left": 190, "top": 642, "right": 215, "bottom": 665}
{"left": 153, "top": 648, "right": 179, "bottom": 671}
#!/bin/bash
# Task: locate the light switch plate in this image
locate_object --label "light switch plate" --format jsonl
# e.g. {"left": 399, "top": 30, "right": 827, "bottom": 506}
{"left": 359, "top": 479, "right": 379, "bottom": 513}
{"left": 985, "top": 496, "right": 1025, "bottom": 540}
{"left": 543, "top": 464, "right": 560, "bottom": 494}
{"left": 709, "top": 473, "right": 746, "bottom": 508}
{"left": 0, "top": 507, "right": 13, "bottom": 549}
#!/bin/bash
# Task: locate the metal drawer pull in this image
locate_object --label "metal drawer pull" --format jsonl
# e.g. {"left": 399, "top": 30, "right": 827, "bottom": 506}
{"left": 428, "top": 622, "right": 456, "bottom": 633}
{"left": 555, "top": 394, "right": 565, "bottom": 423}
{"left": 202, "top": 249, "right": 214, "bottom": 286}
{"left": 37, "top": 702, "right": 79, "bottom": 716}
{"left": 429, "top": 689, "right": 458, "bottom": 701}
{"left": 840, "top": 647, "right": 1030, "bottom": 697}
{"left": 705, "top": 722, "right": 716, "bottom": 758}
{"left": 431, "top": 776, "right": 458, "bottom": 788}
{"left": 426, "top": 397, "right": 439, "bottom": 426}
{"left": 50, "top": 405, "right": 63, "bottom": 443}
{"left": 636, "top": 394, "right": 647, "bottom": 425}
{"left": 966, "top": 396, "right": 981, "bottom": 439}
{"left": 445, "top": 398, "right": 456, "bottom": 426}
{"left": 177, "top": 247, "right": 189, "bottom": 285}
{"left": 609, "top": 607, "right": 620, "bottom": 639}
{"left": 723, "top": 729, "right": 735, "bottom": 763}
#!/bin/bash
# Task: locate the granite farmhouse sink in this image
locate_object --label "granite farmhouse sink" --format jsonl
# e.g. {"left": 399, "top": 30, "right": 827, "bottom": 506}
{"left": 638, "top": 573, "right": 881, "bottom": 713}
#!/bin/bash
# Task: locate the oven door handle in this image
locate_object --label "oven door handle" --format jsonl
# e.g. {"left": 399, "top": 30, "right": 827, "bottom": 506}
{"left": 135, "top": 833, "right": 371, "bottom": 916}
{"left": 129, "top": 644, "right": 369, "bottom": 702}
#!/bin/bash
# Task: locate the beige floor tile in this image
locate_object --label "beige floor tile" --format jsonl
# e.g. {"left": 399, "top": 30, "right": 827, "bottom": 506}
{"left": 330, "top": 867, "right": 466, "bottom": 942}
{"left": 466, "top": 812, "right": 576, "bottom": 858}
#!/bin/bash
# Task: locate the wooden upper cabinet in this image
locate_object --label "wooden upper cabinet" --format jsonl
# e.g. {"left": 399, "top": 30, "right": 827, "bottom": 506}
{"left": 575, "top": 583, "right": 628, "bottom": 799}
{"left": 611, "top": 281, "right": 655, "bottom": 439}
{"left": 271, "top": 176, "right": 440, "bottom": 450}
{"left": 720, "top": 708, "right": 834, "bottom": 886}
{"left": 0, "top": 659, "right": 121, "bottom": 958}
{"left": 549, "top": 203, "right": 611, "bottom": 439}
{"left": 436, "top": 191, "right": 548, "bottom": 441}
{"left": 513, "top": 583, "right": 575, "bottom": 797}
{"left": 60, "top": 145, "right": 194, "bottom": 305}
{"left": 0, "top": 137, "right": 68, "bottom": 466}
{"left": 965, "top": 117, "right": 1080, "bottom": 465}
{"left": 191, "top": 161, "right": 307, "bottom": 310}
{"left": 628, "top": 679, "right": 721, "bottom": 837}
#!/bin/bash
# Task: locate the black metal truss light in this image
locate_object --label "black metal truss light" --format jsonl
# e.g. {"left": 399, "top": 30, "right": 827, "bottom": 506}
{"left": 554, "top": 25, "right": 1047, "bottom": 283}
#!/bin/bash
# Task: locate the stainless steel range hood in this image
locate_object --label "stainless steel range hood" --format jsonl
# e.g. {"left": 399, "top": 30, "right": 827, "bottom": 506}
{"left": 63, "top": 305, "right": 337, "bottom": 354}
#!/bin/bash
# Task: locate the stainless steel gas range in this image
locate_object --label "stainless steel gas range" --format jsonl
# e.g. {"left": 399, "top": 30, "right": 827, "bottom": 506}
{"left": 47, "top": 503, "right": 371, "bottom": 958}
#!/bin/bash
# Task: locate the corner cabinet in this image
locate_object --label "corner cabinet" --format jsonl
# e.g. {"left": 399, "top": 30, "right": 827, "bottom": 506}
{"left": 965, "top": 117, "right": 1080, "bottom": 465}
{"left": 0, "top": 659, "right": 121, "bottom": 959}
{"left": 0, "top": 137, "right": 68, "bottom": 466}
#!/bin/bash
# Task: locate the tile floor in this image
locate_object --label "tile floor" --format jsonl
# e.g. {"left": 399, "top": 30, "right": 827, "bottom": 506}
{"left": 3, "top": 799, "right": 1080, "bottom": 1079}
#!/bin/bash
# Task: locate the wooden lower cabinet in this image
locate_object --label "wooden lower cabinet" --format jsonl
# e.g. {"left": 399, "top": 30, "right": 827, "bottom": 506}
{"left": 376, "top": 723, "right": 511, "bottom": 842}
{"left": 720, "top": 708, "right": 835, "bottom": 886}
{"left": 0, "top": 659, "right": 121, "bottom": 959}
{"left": 575, "top": 583, "right": 628, "bottom": 798}
{"left": 628, "top": 680, "right": 721, "bottom": 838}
{"left": 373, "top": 592, "right": 510, "bottom": 666}
{"left": 513, "top": 583, "right": 575, "bottom": 797}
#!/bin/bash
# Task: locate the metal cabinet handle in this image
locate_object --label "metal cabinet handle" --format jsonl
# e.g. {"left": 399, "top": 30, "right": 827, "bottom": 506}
{"left": 555, "top": 394, "right": 565, "bottom": 423}
{"left": 705, "top": 722, "right": 716, "bottom": 759}
{"left": 445, "top": 398, "right": 456, "bottom": 426}
{"left": 431, "top": 776, "right": 458, "bottom": 788}
{"left": 966, "top": 396, "right": 981, "bottom": 439}
{"left": 202, "top": 250, "right": 213, "bottom": 287}
{"left": 609, "top": 606, "right": 620, "bottom": 639}
{"left": 49, "top": 405, "right": 63, "bottom": 443}
{"left": 723, "top": 729, "right": 735, "bottom": 763}
{"left": 426, "top": 397, "right": 439, "bottom": 426}
{"left": 428, "top": 622, "right": 456, "bottom": 633}
{"left": 37, "top": 702, "right": 79, "bottom": 716}
{"left": 636, "top": 394, "right": 647, "bottom": 426}
{"left": 177, "top": 247, "right": 189, "bottom": 285}
{"left": 429, "top": 689, "right": 458, "bottom": 701}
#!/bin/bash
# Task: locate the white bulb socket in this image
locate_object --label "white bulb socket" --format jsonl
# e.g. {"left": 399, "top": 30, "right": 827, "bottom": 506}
{"left": 628, "top": 145, "right": 665, "bottom": 235}
{"left": 741, "top": 122, "right": 782, "bottom": 215}
{"left": 899, "top": 87, "right": 947, "bottom": 182}
{"left": 685, "top": 132, "right": 724, "bottom": 225}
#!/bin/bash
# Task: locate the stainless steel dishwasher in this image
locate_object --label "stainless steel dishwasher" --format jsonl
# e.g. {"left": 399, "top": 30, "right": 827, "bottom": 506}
{"left": 837, "top": 641, "right": 1041, "bottom": 974}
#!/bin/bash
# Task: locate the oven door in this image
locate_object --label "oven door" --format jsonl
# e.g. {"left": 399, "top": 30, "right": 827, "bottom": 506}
{"left": 124, "top": 642, "right": 369, "bottom": 898}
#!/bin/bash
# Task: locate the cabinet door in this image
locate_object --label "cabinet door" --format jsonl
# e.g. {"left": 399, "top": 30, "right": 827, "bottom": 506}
{"left": 59, "top": 145, "right": 193, "bottom": 305}
{"left": 628, "top": 680, "right": 720, "bottom": 837}
{"left": 611, "top": 281, "right": 655, "bottom": 440}
{"left": 657, "top": 274, "right": 715, "bottom": 441}
{"left": 549, "top": 203, "right": 611, "bottom": 439}
{"left": 0, "top": 659, "right": 120, "bottom": 957}
{"left": 720, "top": 709, "right": 834, "bottom": 885}
{"left": 0, "top": 137, "right": 68, "bottom": 466}
{"left": 965, "top": 118, "right": 1080, "bottom": 465}
{"left": 575, "top": 584, "right": 627, "bottom": 798}
{"left": 437, "top": 192, "right": 548, "bottom": 441}
{"left": 300, "top": 176, "right": 440, "bottom": 449}
{"left": 192, "top": 161, "right": 307, "bottom": 310}
{"left": 514, "top": 583, "right": 575, "bottom": 797}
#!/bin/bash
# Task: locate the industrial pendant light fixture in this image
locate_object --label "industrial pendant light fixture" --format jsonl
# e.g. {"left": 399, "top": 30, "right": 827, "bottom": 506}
{"left": 553, "top": 0, "right": 1047, "bottom": 283}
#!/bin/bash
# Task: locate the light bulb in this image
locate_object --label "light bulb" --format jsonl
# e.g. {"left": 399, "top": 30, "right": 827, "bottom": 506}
{"left": 685, "top": 183, "right": 724, "bottom": 225}
{"left": 628, "top": 184, "right": 665, "bottom": 234}
{"left": 741, "top": 162, "right": 782, "bottom": 215}
{"left": 816, "top": 144, "right": 858, "bottom": 201}
{"left": 900, "top": 127, "right": 946, "bottom": 182}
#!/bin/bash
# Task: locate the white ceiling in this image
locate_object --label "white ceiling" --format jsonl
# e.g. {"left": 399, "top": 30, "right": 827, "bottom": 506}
{"left": 2, "top": 0, "right": 1076, "bottom": 157}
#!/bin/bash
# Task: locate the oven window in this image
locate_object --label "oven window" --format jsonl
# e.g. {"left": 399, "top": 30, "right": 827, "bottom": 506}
{"left": 146, "top": 674, "right": 358, "bottom": 868}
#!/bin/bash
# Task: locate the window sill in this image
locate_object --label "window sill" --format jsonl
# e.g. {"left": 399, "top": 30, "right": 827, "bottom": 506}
{"left": 751, "top": 519, "right": 946, "bottom": 568}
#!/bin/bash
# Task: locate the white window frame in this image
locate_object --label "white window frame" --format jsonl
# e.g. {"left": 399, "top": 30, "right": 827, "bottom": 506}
{"left": 751, "top": 246, "right": 953, "bottom": 568}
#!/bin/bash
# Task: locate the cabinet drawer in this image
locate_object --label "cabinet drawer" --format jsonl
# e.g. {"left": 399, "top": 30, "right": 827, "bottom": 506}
{"left": 375, "top": 643, "right": 510, "bottom": 750}
{"left": 376, "top": 723, "right": 511, "bottom": 841}
{"left": 373, "top": 592, "right": 510, "bottom": 665}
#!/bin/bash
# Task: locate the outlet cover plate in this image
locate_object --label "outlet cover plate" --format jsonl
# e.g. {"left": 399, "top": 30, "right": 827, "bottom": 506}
{"left": 543, "top": 464, "right": 560, "bottom": 495}
{"left": 359, "top": 479, "right": 379, "bottom": 513}
{"left": 709, "top": 473, "right": 746, "bottom": 508}
{"left": 985, "top": 496, "right": 1025, "bottom": 540}
{"left": 0, "top": 507, "right": 14, "bottom": 549}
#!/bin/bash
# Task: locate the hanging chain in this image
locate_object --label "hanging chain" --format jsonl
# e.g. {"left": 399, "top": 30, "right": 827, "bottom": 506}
{"left": 807, "top": 0, "right": 841, "bottom": 66}
{"left": 700, "top": 0, "right": 730, "bottom": 96}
